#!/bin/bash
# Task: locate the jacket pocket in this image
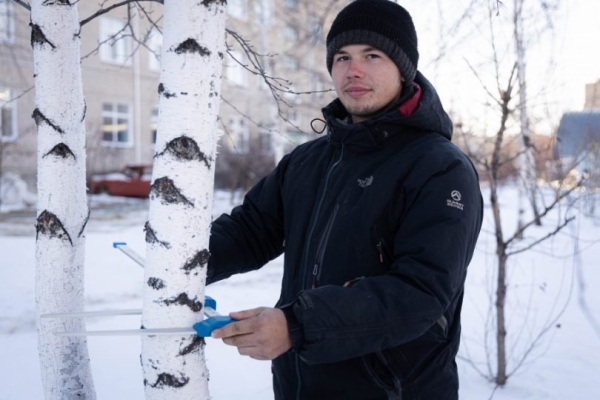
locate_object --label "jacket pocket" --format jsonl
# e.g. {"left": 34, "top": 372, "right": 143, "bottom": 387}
{"left": 376, "top": 237, "right": 393, "bottom": 266}
{"left": 362, "top": 352, "right": 402, "bottom": 399}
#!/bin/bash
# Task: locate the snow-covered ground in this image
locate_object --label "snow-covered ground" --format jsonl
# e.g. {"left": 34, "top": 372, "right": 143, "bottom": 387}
{"left": 1, "top": 188, "right": 599, "bottom": 400}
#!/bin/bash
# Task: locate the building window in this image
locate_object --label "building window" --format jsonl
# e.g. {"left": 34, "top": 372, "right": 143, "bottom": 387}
{"left": 0, "top": 88, "right": 16, "bottom": 141}
{"left": 148, "top": 29, "right": 162, "bottom": 71}
{"left": 225, "top": 50, "right": 248, "bottom": 87}
{"left": 284, "top": 25, "right": 298, "bottom": 43}
{"left": 229, "top": 118, "right": 249, "bottom": 154}
{"left": 259, "top": 131, "right": 273, "bottom": 154}
{"left": 228, "top": 0, "right": 247, "bottom": 20}
{"left": 308, "top": 14, "right": 322, "bottom": 44}
{"left": 286, "top": 107, "right": 300, "bottom": 124}
{"left": 284, "top": 55, "right": 299, "bottom": 71}
{"left": 254, "top": 0, "right": 272, "bottom": 26}
{"left": 311, "top": 75, "right": 325, "bottom": 100}
{"left": 99, "top": 17, "right": 131, "bottom": 65}
{"left": 257, "top": 70, "right": 269, "bottom": 91}
{"left": 284, "top": 0, "right": 298, "bottom": 10}
{"left": 284, "top": 129, "right": 306, "bottom": 154}
{"left": 150, "top": 106, "right": 158, "bottom": 143}
{"left": 284, "top": 90, "right": 300, "bottom": 105}
{"left": 102, "top": 102, "right": 131, "bottom": 145}
{"left": 0, "top": 0, "right": 14, "bottom": 44}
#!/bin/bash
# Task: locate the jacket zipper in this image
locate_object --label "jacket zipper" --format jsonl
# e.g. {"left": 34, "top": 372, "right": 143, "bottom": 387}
{"left": 376, "top": 240, "right": 384, "bottom": 263}
{"left": 296, "top": 145, "right": 344, "bottom": 400}
{"left": 301, "top": 145, "right": 344, "bottom": 290}
{"left": 312, "top": 202, "right": 340, "bottom": 288}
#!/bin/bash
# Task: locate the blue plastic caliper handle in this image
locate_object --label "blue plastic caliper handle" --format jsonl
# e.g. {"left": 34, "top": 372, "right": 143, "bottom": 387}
{"left": 204, "top": 295, "right": 217, "bottom": 310}
{"left": 192, "top": 295, "right": 234, "bottom": 337}
{"left": 193, "top": 316, "right": 234, "bottom": 337}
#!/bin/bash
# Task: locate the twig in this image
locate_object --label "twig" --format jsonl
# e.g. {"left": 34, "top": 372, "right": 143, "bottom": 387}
{"left": 12, "top": 0, "right": 30, "bottom": 10}
{"left": 1, "top": 86, "right": 34, "bottom": 107}
{"left": 80, "top": 0, "right": 163, "bottom": 26}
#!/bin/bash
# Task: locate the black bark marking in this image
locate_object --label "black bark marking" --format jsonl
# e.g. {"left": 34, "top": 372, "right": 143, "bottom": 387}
{"left": 150, "top": 177, "right": 194, "bottom": 207}
{"left": 201, "top": 0, "right": 226, "bottom": 7}
{"left": 179, "top": 336, "right": 204, "bottom": 356}
{"left": 43, "top": 143, "right": 76, "bottom": 159}
{"left": 30, "top": 23, "right": 56, "bottom": 49}
{"left": 182, "top": 249, "right": 210, "bottom": 275}
{"left": 77, "top": 210, "right": 90, "bottom": 238}
{"left": 36, "top": 210, "right": 73, "bottom": 245}
{"left": 147, "top": 277, "right": 166, "bottom": 290}
{"left": 173, "top": 38, "right": 210, "bottom": 56}
{"left": 155, "top": 136, "right": 212, "bottom": 168}
{"left": 144, "top": 221, "right": 171, "bottom": 248}
{"left": 158, "top": 83, "right": 176, "bottom": 99}
{"left": 81, "top": 102, "right": 87, "bottom": 122}
{"left": 32, "top": 108, "right": 65, "bottom": 134}
{"left": 43, "top": 0, "right": 72, "bottom": 5}
{"left": 162, "top": 293, "right": 203, "bottom": 313}
{"left": 209, "top": 80, "right": 219, "bottom": 99}
{"left": 218, "top": 52, "right": 224, "bottom": 60}
{"left": 143, "top": 356, "right": 161, "bottom": 370}
{"left": 145, "top": 373, "right": 190, "bottom": 389}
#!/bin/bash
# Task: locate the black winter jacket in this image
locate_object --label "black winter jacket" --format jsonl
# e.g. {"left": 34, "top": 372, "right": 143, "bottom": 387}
{"left": 208, "top": 72, "right": 483, "bottom": 400}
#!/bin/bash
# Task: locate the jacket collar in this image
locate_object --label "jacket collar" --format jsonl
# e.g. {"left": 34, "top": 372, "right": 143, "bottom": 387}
{"left": 321, "top": 72, "right": 453, "bottom": 153}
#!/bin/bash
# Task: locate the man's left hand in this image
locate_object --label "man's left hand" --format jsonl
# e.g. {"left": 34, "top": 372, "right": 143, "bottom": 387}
{"left": 211, "top": 307, "right": 291, "bottom": 360}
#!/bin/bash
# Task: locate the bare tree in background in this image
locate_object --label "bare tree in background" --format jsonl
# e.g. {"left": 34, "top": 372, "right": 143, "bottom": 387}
{"left": 454, "top": 0, "right": 582, "bottom": 387}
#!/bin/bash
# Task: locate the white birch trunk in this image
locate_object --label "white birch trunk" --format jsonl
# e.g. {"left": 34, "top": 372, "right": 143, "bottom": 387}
{"left": 32, "top": 1, "right": 96, "bottom": 399}
{"left": 141, "top": 1, "right": 226, "bottom": 398}
{"left": 514, "top": 0, "right": 540, "bottom": 230}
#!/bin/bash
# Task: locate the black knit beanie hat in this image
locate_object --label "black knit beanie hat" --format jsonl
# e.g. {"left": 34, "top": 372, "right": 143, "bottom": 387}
{"left": 326, "top": 0, "right": 419, "bottom": 86}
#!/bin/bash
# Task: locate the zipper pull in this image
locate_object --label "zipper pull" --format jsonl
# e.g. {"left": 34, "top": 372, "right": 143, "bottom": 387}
{"left": 377, "top": 241, "right": 384, "bottom": 263}
{"left": 312, "top": 264, "right": 319, "bottom": 288}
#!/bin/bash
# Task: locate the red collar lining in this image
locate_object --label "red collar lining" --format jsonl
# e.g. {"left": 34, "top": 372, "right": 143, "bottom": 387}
{"left": 398, "top": 83, "right": 422, "bottom": 117}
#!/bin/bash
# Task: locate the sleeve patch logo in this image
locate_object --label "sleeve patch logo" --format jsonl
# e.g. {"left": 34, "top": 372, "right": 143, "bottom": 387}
{"left": 447, "top": 190, "right": 464, "bottom": 210}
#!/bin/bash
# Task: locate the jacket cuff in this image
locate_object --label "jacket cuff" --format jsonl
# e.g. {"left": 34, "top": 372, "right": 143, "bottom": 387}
{"left": 279, "top": 302, "right": 304, "bottom": 350}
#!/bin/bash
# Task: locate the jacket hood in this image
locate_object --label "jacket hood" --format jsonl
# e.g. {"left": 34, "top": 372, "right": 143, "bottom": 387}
{"left": 321, "top": 72, "right": 453, "bottom": 150}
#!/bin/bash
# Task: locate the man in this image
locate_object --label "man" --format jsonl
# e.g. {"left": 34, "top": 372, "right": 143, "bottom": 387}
{"left": 208, "top": 1, "right": 483, "bottom": 399}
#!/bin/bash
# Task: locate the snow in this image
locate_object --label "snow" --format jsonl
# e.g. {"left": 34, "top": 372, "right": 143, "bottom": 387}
{"left": 0, "top": 173, "right": 37, "bottom": 213}
{"left": 1, "top": 188, "right": 600, "bottom": 400}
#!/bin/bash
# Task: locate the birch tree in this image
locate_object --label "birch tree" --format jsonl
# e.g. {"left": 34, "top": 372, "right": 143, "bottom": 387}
{"left": 514, "top": 0, "right": 544, "bottom": 230}
{"left": 30, "top": 0, "right": 96, "bottom": 398}
{"left": 141, "top": 0, "right": 226, "bottom": 398}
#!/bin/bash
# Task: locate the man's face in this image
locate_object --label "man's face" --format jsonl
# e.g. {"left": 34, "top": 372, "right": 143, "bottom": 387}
{"left": 331, "top": 44, "right": 403, "bottom": 123}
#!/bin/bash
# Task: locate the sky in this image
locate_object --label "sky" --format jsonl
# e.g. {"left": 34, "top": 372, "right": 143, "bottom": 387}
{"left": 556, "top": 0, "right": 600, "bottom": 109}
{"left": 399, "top": 0, "right": 600, "bottom": 134}
{"left": 1, "top": 188, "right": 600, "bottom": 399}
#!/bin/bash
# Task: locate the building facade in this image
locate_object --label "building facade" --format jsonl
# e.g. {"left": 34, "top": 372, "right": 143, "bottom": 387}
{"left": 0, "top": 0, "right": 347, "bottom": 191}
{"left": 585, "top": 79, "right": 600, "bottom": 110}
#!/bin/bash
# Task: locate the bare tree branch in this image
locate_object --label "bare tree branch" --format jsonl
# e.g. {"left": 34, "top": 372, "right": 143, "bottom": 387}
{"left": 11, "top": 0, "right": 31, "bottom": 11}
{"left": 1, "top": 86, "right": 34, "bottom": 106}
{"left": 80, "top": 0, "right": 163, "bottom": 26}
{"left": 225, "top": 28, "right": 332, "bottom": 135}
{"left": 507, "top": 216, "right": 575, "bottom": 257}
{"left": 506, "top": 179, "right": 585, "bottom": 247}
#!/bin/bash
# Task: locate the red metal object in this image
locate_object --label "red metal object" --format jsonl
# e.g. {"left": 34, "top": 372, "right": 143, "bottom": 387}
{"left": 88, "top": 165, "right": 152, "bottom": 198}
